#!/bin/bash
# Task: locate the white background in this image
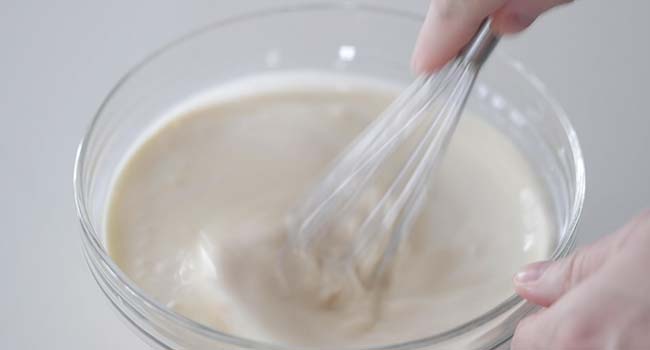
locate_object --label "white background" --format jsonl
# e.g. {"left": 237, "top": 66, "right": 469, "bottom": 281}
{"left": 1, "top": 0, "right": 648, "bottom": 348}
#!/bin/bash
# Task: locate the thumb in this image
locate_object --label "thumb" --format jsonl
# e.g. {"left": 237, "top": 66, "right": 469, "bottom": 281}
{"left": 513, "top": 214, "right": 644, "bottom": 307}
{"left": 412, "top": 0, "right": 506, "bottom": 73}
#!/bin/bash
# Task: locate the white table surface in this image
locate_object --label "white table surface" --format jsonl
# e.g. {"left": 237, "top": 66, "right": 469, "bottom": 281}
{"left": 1, "top": 0, "right": 648, "bottom": 348}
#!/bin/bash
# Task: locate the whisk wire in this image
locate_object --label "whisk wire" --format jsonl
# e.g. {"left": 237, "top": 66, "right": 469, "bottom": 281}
{"left": 287, "top": 19, "right": 499, "bottom": 291}
{"left": 347, "top": 63, "right": 473, "bottom": 282}
{"left": 290, "top": 62, "right": 464, "bottom": 252}
{"left": 350, "top": 64, "right": 480, "bottom": 284}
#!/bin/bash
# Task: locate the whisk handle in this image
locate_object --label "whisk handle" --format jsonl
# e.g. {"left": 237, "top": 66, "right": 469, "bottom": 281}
{"left": 460, "top": 19, "right": 500, "bottom": 67}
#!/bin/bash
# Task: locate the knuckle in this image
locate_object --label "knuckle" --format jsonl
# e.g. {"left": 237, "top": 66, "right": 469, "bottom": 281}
{"left": 430, "top": 0, "right": 465, "bottom": 21}
{"left": 552, "top": 318, "right": 597, "bottom": 350}
{"left": 515, "top": 314, "right": 534, "bottom": 332}
{"left": 629, "top": 208, "right": 650, "bottom": 228}
{"left": 562, "top": 250, "right": 586, "bottom": 292}
{"left": 638, "top": 208, "right": 650, "bottom": 221}
{"left": 618, "top": 209, "right": 650, "bottom": 249}
{"left": 512, "top": 315, "right": 539, "bottom": 349}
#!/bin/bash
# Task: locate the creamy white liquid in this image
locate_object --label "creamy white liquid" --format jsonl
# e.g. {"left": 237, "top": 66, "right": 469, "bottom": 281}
{"left": 107, "top": 72, "right": 553, "bottom": 347}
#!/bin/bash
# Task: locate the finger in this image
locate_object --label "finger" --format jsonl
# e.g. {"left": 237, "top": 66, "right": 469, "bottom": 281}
{"left": 492, "top": 0, "right": 573, "bottom": 34}
{"left": 514, "top": 210, "right": 650, "bottom": 307}
{"left": 515, "top": 259, "right": 646, "bottom": 350}
{"left": 511, "top": 309, "right": 553, "bottom": 350}
{"left": 412, "top": 0, "right": 506, "bottom": 73}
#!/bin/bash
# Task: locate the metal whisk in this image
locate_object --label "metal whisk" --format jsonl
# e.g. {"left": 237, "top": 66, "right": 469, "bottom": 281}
{"left": 286, "top": 20, "right": 499, "bottom": 293}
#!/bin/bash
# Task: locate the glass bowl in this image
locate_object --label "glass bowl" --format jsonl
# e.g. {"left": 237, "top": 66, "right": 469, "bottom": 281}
{"left": 73, "top": 2, "right": 585, "bottom": 349}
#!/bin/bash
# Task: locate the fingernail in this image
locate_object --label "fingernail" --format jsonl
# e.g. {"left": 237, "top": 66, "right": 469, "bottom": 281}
{"left": 514, "top": 261, "right": 551, "bottom": 284}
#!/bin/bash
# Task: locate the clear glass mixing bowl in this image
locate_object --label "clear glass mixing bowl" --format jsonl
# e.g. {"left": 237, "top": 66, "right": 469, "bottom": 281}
{"left": 73, "top": 2, "right": 585, "bottom": 349}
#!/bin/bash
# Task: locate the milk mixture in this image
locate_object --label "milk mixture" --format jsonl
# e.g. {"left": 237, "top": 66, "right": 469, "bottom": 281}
{"left": 107, "top": 72, "right": 553, "bottom": 347}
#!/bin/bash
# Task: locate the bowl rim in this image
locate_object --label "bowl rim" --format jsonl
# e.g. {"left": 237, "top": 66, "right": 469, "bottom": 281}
{"left": 73, "top": 2, "right": 586, "bottom": 349}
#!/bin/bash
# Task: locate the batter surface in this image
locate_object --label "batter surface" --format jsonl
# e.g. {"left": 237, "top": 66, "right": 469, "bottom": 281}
{"left": 107, "top": 72, "right": 553, "bottom": 347}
